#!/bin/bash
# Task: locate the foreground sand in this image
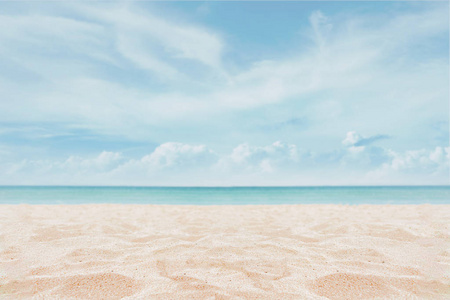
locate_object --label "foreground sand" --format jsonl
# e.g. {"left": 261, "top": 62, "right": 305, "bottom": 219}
{"left": 0, "top": 204, "right": 449, "bottom": 299}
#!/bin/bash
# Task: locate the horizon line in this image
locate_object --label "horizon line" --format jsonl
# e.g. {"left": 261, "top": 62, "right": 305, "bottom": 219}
{"left": 1, "top": 185, "right": 449, "bottom": 188}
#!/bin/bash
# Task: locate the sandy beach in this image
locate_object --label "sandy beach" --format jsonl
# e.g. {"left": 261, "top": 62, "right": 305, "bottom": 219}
{"left": 1, "top": 204, "right": 449, "bottom": 299}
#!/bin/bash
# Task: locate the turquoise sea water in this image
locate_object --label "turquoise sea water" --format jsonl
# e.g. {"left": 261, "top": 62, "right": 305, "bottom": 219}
{"left": 0, "top": 186, "right": 449, "bottom": 205}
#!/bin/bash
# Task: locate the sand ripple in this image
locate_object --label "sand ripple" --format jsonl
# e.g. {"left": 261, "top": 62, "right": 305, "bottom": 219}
{"left": 1, "top": 204, "right": 449, "bottom": 299}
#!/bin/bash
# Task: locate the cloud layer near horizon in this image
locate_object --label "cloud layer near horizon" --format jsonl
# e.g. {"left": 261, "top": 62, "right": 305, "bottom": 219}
{"left": 2, "top": 132, "right": 448, "bottom": 186}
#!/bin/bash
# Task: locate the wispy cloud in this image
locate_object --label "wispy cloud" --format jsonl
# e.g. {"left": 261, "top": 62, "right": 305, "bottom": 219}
{"left": 342, "top": 131, "right": 390, "bottom": 147}
{"left": 0, "top": 1, "right": 447, "bottom": 185}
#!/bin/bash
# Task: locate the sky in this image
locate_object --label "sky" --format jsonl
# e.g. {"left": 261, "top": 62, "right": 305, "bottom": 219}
{"left": 0, "top": 1, "right": 448, "bottom": 186}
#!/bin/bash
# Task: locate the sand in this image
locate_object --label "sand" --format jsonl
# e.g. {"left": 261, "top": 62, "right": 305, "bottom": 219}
{"left": 0, "top": 204, "right": 449, "bottom": 299}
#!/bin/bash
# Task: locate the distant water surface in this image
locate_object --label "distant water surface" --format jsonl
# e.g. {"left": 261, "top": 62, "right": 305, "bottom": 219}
{"left": 0, "top": 186, "right": 449, "bottom": 205}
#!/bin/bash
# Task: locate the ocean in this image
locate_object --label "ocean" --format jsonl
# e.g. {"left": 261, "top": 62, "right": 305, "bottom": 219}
{"left": 0, "top": 186, "right": 449, "bottom": 205}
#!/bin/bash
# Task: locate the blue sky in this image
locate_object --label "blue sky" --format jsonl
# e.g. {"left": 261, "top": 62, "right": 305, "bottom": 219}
{"left": 0, "top": 1, "right": 448, "bottom": 186}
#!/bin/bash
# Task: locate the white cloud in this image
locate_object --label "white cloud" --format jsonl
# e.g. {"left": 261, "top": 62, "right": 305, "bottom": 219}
{"left": 342, "top": 131, "right": 363, "bottom": 147}
{"left": 61, "top": 151, "right": 124, "bottom": 172}
{"left": 0, "top": 14, "right": 114, "bottom": 79}
{"left": 116, "top": 32, "right": 181, "bottom": 80}
{"left": 365, "top": 147, "right": 450, "bottom": 185}
{"left": 385, "top": 147, "right": 450, "bottom": 173}
{"left": 309, "top": 10, "right": 333, "bottom": 50}
{"left": 141, "top": 142, "right": 217, "bottom": 169}
{"left": 216, "top": 141, "right": 299, "bottom": 173}
{"left": 342, "top": 131, "right": 390, "bottom": 148}
{"left": 10, "top": 151, "right": 124, "bottom": 175}
{"left": 77, "top": 4, "right": 224, "bottom": 77}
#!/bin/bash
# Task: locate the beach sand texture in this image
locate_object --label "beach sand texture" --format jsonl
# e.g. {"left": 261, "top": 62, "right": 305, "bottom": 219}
{"left": 1, "top": 204, "right": 449, "bottom": 299}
